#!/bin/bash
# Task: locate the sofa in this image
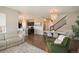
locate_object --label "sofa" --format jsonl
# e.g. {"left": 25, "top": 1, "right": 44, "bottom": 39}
{"left": 5, "top": 32, "right": 24, "bottom": 48}
{"left": 0, "top": 33, "right": 6, "bottom": 50}
{"left": 0, "top": 32, "right": 24, "bottom": 50}
{"left": 46, "top": 36, "right": 71, "bottom": 53}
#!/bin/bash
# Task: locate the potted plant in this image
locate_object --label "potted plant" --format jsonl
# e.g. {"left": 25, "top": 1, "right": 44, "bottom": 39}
{"left": 72, "top": 16, "right": 79, "bottom": 40}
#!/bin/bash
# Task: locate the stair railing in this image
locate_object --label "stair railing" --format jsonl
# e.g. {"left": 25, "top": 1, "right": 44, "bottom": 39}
{"left": 50, "top": 15, "right": 67, "bottom": 31}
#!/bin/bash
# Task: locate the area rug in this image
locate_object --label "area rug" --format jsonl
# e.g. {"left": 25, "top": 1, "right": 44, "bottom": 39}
{"left": 0, "top": 42, "right": 46, "bottom": 53}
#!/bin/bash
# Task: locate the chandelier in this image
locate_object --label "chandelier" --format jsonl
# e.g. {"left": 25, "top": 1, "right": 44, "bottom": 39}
{"left": 49, "top": 8, "right": 58, "bottom": 22}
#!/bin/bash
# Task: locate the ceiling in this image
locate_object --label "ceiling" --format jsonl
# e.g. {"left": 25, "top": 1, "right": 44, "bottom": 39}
{"left": 7, "top": 6, "right": 79, "bottom": 18}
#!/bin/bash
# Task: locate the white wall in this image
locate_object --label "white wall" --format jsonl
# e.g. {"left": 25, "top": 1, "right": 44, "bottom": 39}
{"left": 0, "top": 7, "right": 19, "bottom": 33}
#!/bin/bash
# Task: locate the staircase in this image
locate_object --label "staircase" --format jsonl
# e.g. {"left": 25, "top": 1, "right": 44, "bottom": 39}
{"left": 50, "top": 15, "right": 67, "bottom": 31}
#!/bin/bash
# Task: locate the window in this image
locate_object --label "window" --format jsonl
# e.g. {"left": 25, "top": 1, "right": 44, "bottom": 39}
{"left": 0, "top": 13, "right": 6, "bottom": 33}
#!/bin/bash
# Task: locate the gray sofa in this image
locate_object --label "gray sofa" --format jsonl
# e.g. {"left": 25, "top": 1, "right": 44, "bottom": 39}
{"left": 0, "top": 33, "right": 6, "bottom": 50}
{"left": 0, "top": 32, "right": 24, "bottom": 50}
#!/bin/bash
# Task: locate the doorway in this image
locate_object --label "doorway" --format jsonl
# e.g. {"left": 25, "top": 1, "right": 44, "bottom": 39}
{"left": 27, "top": 22, "right": 34, "bottom": 35}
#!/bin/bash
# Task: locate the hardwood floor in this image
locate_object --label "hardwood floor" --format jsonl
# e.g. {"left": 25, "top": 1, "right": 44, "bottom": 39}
{"left": 24, "top": 34, "right": 79, "bottom": 53}
{"left": 70, "top": 40, "right": 79, "bottom": 52}
{"left": 25, "top": 34, "right": 48, "bottom": 52}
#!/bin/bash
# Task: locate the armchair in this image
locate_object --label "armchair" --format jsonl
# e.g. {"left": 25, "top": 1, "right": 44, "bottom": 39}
{"left": 46, "top": 36, "right": 71, "bottom": 53}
